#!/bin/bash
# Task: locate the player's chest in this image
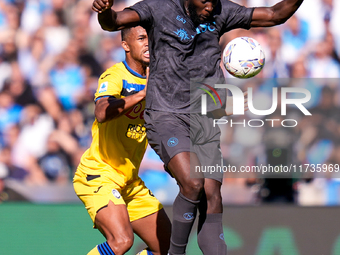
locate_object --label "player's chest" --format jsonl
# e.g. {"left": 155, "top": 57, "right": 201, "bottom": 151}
{"left": 155, "top": 11, "right": 221, "bottom": 46}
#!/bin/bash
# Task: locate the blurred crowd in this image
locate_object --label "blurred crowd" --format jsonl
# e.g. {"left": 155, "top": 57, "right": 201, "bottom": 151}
{"left": 0, "top": 0, "right": 339, "bottom": 205}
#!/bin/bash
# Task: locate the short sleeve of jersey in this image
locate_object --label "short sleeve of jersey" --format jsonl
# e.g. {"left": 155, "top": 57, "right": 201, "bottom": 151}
{"left": 94, "top": 70, "right": 123, "bottom": 101}
{"left": 127, "top": 0, "right": 157, "bottom": 30}
{"left": 220, "top": 0, "right": 254, "bottom": 34}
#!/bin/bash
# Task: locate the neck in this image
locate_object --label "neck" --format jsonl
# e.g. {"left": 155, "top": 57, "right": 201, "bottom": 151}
{"left": 125, "top": 57, "right": 146, "bottom": 76}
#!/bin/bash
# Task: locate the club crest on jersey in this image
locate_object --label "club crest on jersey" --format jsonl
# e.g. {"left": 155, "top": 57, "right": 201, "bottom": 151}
{"left": 167, "top": 137, "right": 179, "bottom": 147}
{"left": 98, "top": 81, "right": 108, "bottom": 93}
{"left": 112, "top": 189, "right": 121, "bottom": 199}
{"left": 183, "top": 212, "right": 194, "bottom": 220}
{"left": 174, "top": 28, "right": 190, "bottom": 41}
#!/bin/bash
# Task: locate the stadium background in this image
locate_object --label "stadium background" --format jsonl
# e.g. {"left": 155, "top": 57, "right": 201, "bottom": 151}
{"left": 0, "top": 0, "right": 340, "bottom": 254}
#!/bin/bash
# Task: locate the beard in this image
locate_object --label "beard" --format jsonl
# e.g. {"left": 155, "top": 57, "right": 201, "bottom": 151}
{"left": 187, "top": 1, "right": 203, "bottom": 26}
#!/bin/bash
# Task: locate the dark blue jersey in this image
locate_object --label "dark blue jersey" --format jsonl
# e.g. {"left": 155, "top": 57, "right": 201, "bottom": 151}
{"left": 129, "top": 0, "right": 254, "bottom": 113}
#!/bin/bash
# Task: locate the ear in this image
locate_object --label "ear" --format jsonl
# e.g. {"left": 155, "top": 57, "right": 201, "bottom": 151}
{"left": 121, "top": 41, "right": 130, "bottom": 52}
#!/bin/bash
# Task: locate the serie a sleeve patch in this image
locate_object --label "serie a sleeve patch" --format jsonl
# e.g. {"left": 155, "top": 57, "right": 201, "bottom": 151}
{"left": 98, "top": 81, "right": 108, "bottom": 93}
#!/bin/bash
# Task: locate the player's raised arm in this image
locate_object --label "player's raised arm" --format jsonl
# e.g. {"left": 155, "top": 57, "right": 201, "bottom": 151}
{"left": 92, "top": 0, "right": 140, "bottom": 31}
{"left": 251, "top": 0, "right": 304, "bottom": 27}
{"left": 95, "top": 89, "right": 146, "bottom": 123}
{"left": 95, "top": 65, "right": 148, "bottom": 123}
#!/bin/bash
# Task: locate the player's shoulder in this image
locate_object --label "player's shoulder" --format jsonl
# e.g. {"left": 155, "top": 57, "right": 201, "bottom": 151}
{"left": 100, "top": 61, "right": 146, "bottom": 84}
{"left": 131, "top": 0, "right": 172, "bottom": 9}
{"left": 103, "top": 62, "right": 125, "bottom": 75}
{"left": 220, "top": 0, "right": 248, "bottom": 10}
{"left": 219, "top": 0, "right": 240, "bottom": 6}
{"left": 99, "top": 62, "right": 125, "bottom": 80}
{"left": 216, "top": 0, "right": 251, "bottom": 21}
{"left": 138, "top": 0, "right": 170, "bottom": 5}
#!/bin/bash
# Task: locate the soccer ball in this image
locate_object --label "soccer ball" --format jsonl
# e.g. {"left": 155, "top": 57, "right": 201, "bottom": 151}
{"left": 222, "top": 37, "right": 265, "bottom": 79}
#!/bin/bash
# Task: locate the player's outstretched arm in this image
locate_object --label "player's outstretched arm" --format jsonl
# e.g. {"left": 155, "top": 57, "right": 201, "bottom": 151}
{"left": 92, "top": 0, "right": 140, "bottom": 31}
{"left": 95, "top": 68, "right": 148, "bottom": 123}
{"left": 251, "top": 0, "right": 304, "bottom": 27}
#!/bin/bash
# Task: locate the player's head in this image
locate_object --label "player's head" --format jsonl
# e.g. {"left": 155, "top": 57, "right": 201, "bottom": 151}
{"left": 121, "top": 26, "right": 149, "bottom": 66}
{"left": 186, "top": 0, "right": 218, "bottom": 25}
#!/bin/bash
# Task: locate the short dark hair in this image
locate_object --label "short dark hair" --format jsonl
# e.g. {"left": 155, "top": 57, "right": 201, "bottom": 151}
{"left": 121, "top": 27, "right": 133, "bottom": 41}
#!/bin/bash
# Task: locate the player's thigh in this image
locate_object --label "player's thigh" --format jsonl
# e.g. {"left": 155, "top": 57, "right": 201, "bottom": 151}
{"left": 95, "top": 200, "right": 134, "bottom": 242}
{"left": 144, "top": 110, "right": 205, "bottom": 197}
{"left": 168, "top": 151, "right": 204, "bottom": 194}
{"left": 131, "top": 209, "right": 171, "bottom": 255}
{"left": 126, "top": 179, "right": 168, "bottom": 254}
{"left": 144, "top": 110, "right": 198, "bottom": 177}
{"left": 73, "top": 172, "right": 133, "bottom": 242}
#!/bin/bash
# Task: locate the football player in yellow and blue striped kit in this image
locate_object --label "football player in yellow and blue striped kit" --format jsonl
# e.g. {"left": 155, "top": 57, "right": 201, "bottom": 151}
{"left": 73, "top": 26, "right": 171, "bottom": 255}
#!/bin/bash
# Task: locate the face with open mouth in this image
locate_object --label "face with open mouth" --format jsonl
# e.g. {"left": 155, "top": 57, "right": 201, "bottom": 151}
{"left": 142, "top": 49, "right": 149, "bottom": 62}
{"left": 124, "top": 26, "right": 149, "bottom": 66}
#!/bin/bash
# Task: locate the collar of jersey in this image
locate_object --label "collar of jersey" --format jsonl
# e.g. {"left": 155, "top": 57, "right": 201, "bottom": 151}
{"left": 123, "top": 60, "right": 146, "bottom": 79}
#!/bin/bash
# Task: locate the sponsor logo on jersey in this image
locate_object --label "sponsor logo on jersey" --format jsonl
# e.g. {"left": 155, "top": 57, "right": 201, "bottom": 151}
{"left": 122, "top": 80, "right": 145, "bottom": 92}
{"left": 112, "top": 189, "right": 121, "bottom": 199}
{"left": 196, "top": 22, "right": 216, "bottom": 35}
{"left": 176, "top": 15, "right": 186, "bottom": 24}
{"left": 100, "top": 73, "right": 111, "bottom": 79}
{"left": 126, "top": 123, "right": 146, "bottom": 141}
{"left": 94, "top": 185, "right": 103, "bottom": 193}
{"left": 167, "top": 137, "right": 179, "bottom": 147}
{"left": 219, "top": 233, "right": 225, "bottom": 240}
{"left": 149, "top": 190, "right": 155, "bottom": 197}
{"left": 126, "top": 87, "right": 136, "bottom": 93}
{"left": 125, "top": 102, "right": 145, "bottom": 120}
{"left": 183, "top": 212, "right": 194, "bottom": 220}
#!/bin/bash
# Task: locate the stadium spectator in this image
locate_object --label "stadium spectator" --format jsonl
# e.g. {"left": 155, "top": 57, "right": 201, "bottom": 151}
{"left": 0, "top": 160, "right": 9, "bottom": 202}
{"left": 263, "top": 28, "right": 290, "bottom": 78}
{"left": 38, "top": 133, "right": 71, "bottom": 183}
{"left": 281, "top": 15, "right": 309, "bottom": 65}
{"left": 307, "top": 40, "right": 340, "bottom": 78}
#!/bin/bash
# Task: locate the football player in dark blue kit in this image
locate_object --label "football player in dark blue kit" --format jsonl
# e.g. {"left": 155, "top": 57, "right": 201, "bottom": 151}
{"left": 91, "top": 0, "right": 304, "bottom": 254}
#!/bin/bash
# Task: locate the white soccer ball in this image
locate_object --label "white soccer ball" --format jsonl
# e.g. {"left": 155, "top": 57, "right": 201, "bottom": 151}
{"left": 222, "top": 37, "right": 265, "bottom": 79}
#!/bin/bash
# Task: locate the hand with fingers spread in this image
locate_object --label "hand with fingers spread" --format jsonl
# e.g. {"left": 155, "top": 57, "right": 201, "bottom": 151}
{"left": 92, "top": 0, "right": 113, "bottom": 13}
